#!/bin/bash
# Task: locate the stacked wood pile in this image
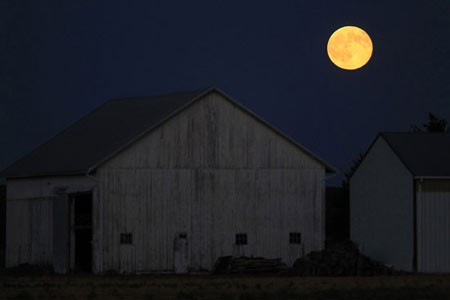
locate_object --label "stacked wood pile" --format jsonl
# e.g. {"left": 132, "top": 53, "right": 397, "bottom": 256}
{"left": 213, "top": 256, "right": 289, "bottom": 275}
{"left": 292, "top": 241, "right": 400, "bottom": 276}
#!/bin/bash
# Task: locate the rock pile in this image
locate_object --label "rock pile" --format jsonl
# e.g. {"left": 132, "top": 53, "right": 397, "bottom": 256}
{"left": 292, "top": 241, "right": 400, "bottom": 276}
{"left": 213, "top": 256, "right": 289, "bottom": 275}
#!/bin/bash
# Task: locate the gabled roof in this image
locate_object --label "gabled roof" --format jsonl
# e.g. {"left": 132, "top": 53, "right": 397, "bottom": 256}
{"left": 380, "top": 132, "right": 450, "bottom": 177}
{"left": 1, "top": 87, "right": 335, "bottom": 178}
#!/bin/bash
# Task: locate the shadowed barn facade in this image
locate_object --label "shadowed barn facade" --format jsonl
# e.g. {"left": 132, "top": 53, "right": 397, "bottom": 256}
{"left": 351, "top": 133, "right": 450, "bottom": 273}
{"left": 2, "top": 87, "right": 334, "bottom": 274}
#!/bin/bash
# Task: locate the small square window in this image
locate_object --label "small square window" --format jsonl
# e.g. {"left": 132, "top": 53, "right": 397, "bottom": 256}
{"left": 235, "top": 233, "right": 247, "bottom": 245}
{"left": 120, "top": 233, "right": 133, "bottom": 244}
{"left": 289, "top": 232, "right": 301, "bottom": 244}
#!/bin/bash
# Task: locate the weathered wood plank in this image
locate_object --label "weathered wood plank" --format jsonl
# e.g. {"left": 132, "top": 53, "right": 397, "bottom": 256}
{"left": 97, "top": 168, "right": 324, "bottom": 272}
{"left": 104, "top": 92, "right": 324, "bottom": 170}
{"left": 6, "top": 198, "right": 53, "bottom": 267}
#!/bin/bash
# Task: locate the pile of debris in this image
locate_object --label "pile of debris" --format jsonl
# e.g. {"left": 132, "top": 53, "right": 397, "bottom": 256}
{"left": 291, "top": 241, "right": 400, "bottom": 276}
{"left": 213, "top": 256, "right": 289, "bottom": 275}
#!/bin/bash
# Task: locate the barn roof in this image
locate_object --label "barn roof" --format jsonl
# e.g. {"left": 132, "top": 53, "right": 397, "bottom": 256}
{"left": 1, "top": 87, "right": 335, "bottom": 178}
{"left": 381, "top": 132, "right": 450, "bottom": 177}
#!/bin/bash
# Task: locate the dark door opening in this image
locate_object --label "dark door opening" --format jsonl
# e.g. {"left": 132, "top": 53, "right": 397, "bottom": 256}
{"left": 70, "top": 192, "right": 92, "bottom": 272}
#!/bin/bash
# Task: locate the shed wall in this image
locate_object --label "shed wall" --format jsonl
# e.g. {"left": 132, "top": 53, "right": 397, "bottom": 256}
{"left": 350, "top": 137, "right": 414, "bottom": 271}
{"left": 6, "top": 197, "right": 53, "bottom": 266}
{"left": 97, "top": 92, "right": 326, "bottom": 272}
{"left": 5, "top": 176, "right": 98, "bottom": 270}
{"left": 0, "top": 185, "right": 5, "bottom": 268}
{"left": 417, "top": 179, "right": 450, "bottom": 272}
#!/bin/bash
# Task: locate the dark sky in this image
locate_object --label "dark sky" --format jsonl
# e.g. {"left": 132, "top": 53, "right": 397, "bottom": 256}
{"left": 2, "top": 1, "right": 450, "bottom": 185}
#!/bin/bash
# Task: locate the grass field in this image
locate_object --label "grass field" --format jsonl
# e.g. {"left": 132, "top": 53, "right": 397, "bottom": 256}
{"left": 1, "top": 274, "right": 449, "bottom": 300}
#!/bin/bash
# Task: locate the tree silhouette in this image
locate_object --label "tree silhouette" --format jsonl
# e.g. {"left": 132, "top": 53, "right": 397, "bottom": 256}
{"left": 410, "top": 112, "right": 448, "bottom": 132}
{"left": 341, "top": 152, "right": 364, "bottom": 189}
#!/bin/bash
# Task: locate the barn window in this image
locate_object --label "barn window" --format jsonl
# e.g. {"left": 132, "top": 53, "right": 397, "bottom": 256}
{"left": 235, "top": 233, "right": 247, "bottom": 245}
{"left": 120, "top": 233, "right": 133, "bottom": 244}
{"left": 289, "top": 232, "right": 302, "bottom": 244}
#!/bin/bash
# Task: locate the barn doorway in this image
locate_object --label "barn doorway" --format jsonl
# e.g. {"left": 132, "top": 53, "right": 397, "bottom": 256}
{"left": 70, "top": 192, "right": 93, "bottom": 272}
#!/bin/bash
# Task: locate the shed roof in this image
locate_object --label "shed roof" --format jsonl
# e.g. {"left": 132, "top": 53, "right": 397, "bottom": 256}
{"left": 381, "top": 132, "right": 450, "bottom": 177}
{"left": 1, "top": 87, "right": 335, "bottom": 178}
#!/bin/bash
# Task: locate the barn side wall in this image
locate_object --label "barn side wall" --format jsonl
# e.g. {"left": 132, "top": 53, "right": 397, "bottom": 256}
{"left": 97, "top": 92, "right": 326, "bottom": 273}
{"left": 0, "top": 185, "right": 5, "bottom": 268}
{"left": 417, "top": 179, "right": 450, "bottom": 273}
{"left": 350, "top": 137, "right": 414, "bottom": 271}
{"left": 5, "top": 176, "right": 97, "bottom": 271}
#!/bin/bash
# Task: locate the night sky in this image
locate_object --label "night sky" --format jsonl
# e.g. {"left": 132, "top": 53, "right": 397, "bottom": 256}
{"left": 2, "top": 1, "right": 450, "bottom": 185}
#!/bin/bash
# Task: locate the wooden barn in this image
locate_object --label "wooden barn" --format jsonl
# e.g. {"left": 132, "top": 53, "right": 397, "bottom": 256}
{"left": 350, "top": 132, "right": 450, "bottom": 273}
{"left": 2, "top": 87, "right": 334, "bottom": 274}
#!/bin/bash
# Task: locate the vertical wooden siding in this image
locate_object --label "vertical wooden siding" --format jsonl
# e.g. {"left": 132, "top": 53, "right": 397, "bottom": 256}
{"left": 5, "top": 177, "right": 97, "bottom": 269}
{"left": 98, "top": 92, "right": 325, "bottom": 272}
{"left": 6, "top": 198, "right": 53, "bottom": 266}
{"left": 98, "top": 169, "right": 324, "bottom": 272}
{"left": 417, "top": 180, "right": 450, "bottom": 272}
{"left": 105, "top": 92, "right": 323, "bottom": 170}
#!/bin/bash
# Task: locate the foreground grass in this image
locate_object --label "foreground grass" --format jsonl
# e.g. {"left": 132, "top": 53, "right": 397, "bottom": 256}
{"left": 0, "top": 274, "right": 449, "bottom": 300}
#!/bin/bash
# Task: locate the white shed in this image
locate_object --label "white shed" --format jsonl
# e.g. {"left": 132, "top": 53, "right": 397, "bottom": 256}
{"left": 2, "top": 87, "right": 334, "bottom": 274}
{"left": 350, "top": 132, "right": 450, "bottom": 273}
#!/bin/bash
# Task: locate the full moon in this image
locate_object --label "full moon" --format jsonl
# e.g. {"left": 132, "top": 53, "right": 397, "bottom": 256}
{"left": 327, "top": 26, "right": 373, "bottom": 70}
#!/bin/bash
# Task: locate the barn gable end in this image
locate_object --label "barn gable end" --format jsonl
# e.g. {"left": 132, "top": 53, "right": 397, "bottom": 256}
{"left": 96, "top": 91, "right": 326, "bottom": 272}
{"left": 101, "top": 91, "right": 324, "bottom": 170}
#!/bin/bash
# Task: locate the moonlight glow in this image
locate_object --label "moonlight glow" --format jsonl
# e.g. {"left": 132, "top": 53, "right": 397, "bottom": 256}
{"left": 327, "top": 26, "right": 373, "bottom": 70}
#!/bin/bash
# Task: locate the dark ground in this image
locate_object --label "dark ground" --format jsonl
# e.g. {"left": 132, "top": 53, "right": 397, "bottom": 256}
{"left": 0, "top": 274, "right": 449, "bottom": 300}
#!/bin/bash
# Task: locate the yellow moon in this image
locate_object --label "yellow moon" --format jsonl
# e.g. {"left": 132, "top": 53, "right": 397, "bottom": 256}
{"left": 327, "top": 26, "right": 373, "bottom": 70}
